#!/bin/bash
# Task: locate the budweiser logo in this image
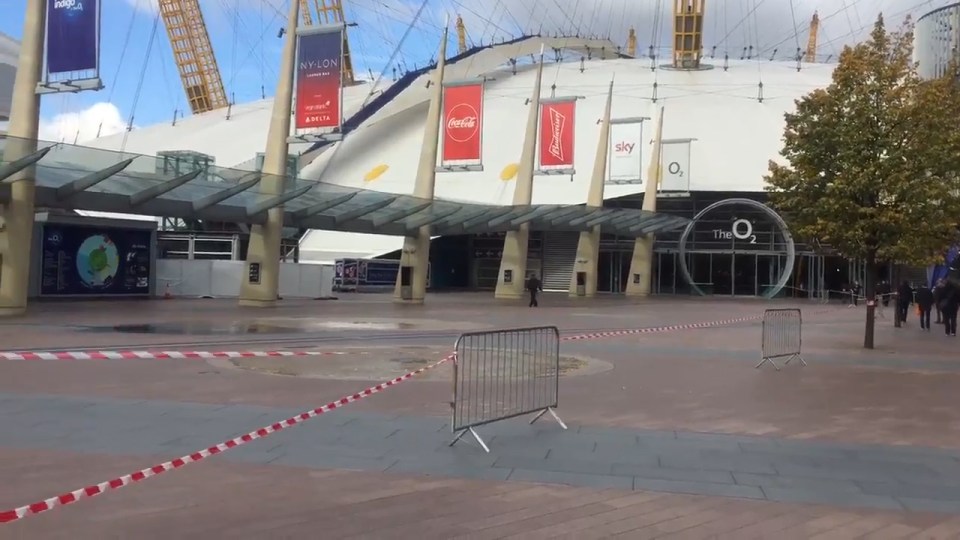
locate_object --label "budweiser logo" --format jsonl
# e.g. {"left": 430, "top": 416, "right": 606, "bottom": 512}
{"left": 548, "top": 107, "right": 566, "bottom": 161}
{"left": 445, "top": 103, "right": 480, "bottom": 143}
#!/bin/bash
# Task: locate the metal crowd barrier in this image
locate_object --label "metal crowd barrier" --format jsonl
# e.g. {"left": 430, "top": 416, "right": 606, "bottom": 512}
{"left": 757, "top": 308, "right": 806, "bottom": 370}
{"left": 450, "top": 326, "right": 567, "bottom": 452}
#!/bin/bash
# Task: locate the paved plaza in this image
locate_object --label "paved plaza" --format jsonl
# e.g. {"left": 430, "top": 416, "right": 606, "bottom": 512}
{"left": 3, "top": 294, "right": 960, "bottom": 537}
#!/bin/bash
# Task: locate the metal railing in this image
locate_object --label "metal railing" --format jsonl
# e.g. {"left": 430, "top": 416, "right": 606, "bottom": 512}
{"left": 450, "top": 326, "right": 567, "bottom": 452}
{"left": 757, "top": 308, "right": 806, "bottom": 370}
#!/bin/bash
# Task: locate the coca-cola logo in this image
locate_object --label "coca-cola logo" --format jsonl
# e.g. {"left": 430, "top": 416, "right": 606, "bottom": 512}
{"left": 445, "top": 103, "right": 480, "bottom": 143}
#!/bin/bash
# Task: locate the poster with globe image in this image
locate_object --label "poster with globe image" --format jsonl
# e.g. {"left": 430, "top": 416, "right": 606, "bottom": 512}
{"left": 39, "top": 225, "right": 153, "bottom": 297}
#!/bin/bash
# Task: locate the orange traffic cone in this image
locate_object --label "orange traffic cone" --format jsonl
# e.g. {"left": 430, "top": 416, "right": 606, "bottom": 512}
{"left": 163, "top": 283, "right": 172, "bottom": 300}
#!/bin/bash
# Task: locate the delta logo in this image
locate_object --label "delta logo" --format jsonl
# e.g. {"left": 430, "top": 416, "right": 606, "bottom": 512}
{"left": 614, "top": 141, "right": 636, "bottom": 155}
{"left": 53, "top": 0, "right": 83, "bottom": 10}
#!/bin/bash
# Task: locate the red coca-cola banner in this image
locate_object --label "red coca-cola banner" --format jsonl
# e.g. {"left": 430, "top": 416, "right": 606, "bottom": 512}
{"left": 441, "top": 82, "right": 484, "bottom": 164}
{"left": 538, "top": 99, "right": 577, "bottom": 170}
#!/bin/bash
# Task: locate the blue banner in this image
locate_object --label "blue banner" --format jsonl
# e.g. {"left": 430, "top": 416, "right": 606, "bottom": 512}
{"left": 46, "top": 0, "right": 98, "bottom": 74}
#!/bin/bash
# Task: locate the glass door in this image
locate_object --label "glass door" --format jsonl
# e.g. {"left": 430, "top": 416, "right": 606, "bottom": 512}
{"left": 712, "top": 253, "right": 733, "bottom": 295}
{"left": 733, "top": 253, "right": 757, "bottom": 296}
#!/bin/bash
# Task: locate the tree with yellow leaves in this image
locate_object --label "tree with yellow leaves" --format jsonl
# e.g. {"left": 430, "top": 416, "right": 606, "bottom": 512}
{"left": 766, "top": 14, "right": 960, "bottom": 349}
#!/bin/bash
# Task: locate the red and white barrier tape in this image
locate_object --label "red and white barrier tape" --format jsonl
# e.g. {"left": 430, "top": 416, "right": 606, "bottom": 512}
{"left": 560, "top": 315, "right": 759, "bottom": 342}
{"left": 0, "top": 315, "right": 760, "bottom": 524}
{"left": 0, "top": 350, "right": 365, "bottom": 361}
{"left": 0, "top": 352, "right": 455, "bottom": 524}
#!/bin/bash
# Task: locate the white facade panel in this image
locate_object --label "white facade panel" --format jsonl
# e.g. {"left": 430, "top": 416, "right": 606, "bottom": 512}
{"left": 915, "top": 3, "right": 960, "bottom": 80}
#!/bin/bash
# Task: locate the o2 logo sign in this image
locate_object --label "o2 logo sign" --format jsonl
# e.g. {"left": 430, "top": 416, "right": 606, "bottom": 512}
{"left": 712, "top": 219, "right": 757, "bottom": 244}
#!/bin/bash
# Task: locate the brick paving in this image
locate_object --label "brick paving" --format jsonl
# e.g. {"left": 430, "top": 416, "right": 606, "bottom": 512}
{"left": 2, "top": 448, "right": 958, "bottom": 539}
{"left": 2, "top": 295, "right": 960, "bottom": 537}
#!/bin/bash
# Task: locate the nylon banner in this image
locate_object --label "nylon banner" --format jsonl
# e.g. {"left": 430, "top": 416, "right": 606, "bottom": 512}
{"left": 46, "top": 0, "right": 99, "bottom": 74}
{"left": 441, "top": 82, "right": 484, "bottom": 165}
{"left": 659, "top": 140, "right": 692, "bottom": 192}
{"left": 537, "top": 98, "right": 577, "bottom": 172}
{"left": 607, "top": 121, "right": 644, "bottom": 184}
{"left": 295, "top": 26, "right": 343, "bottom": 130}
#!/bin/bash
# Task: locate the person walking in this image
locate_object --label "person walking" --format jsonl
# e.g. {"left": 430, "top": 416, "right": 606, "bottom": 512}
{"left": 525, "top": 273, "right": 542, "bottom": 308}
{"left": 897, "top": 281, "right": 913, "bottom": 324}
{"left": 916, "top": 285, "right": 934, "bottom": 331}
{"left": 939, "top": 280, "right": 959, "bottom": 337}
{"left": 934, "top": 279, "right": 946, "bottom": 324}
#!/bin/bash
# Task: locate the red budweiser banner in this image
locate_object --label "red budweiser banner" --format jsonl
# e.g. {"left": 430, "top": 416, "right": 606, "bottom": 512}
{"left": 538, "top": 98, "right": 577, "bottom": 170}
{"left": 295, "top": 27, "right": 343, "bottom": 130}
{"left": 441, "top": 82, "right": 484, "bottom": 164}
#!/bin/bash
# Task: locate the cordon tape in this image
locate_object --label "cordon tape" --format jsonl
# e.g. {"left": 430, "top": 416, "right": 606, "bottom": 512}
{"left": 0, "top": 350, "right": 366, "bottom": 361}
{"left": 0, "top": 314, "right": 760, "bottom": 524}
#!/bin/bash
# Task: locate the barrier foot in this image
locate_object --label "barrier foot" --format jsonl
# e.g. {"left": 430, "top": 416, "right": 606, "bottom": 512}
{"left": 784, "top": 354, "right": 807, "bottom": 367}
{"left": 755, "top": 357, "right": 781, "bottom": 371}
{"left": 450, "top": 427, "right": 490, "bottom": 453}
{"left": 530, "top": 407, "right": 568, "bottom": 430}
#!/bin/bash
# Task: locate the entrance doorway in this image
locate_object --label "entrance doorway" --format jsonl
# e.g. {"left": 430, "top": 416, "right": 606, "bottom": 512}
{"left": 681, "top": 251, "right": 784, "bottom": 297}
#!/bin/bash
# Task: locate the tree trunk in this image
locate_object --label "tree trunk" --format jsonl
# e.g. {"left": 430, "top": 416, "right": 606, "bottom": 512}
{"left": 863, "top": 259, "right": 878, "bottom": 349}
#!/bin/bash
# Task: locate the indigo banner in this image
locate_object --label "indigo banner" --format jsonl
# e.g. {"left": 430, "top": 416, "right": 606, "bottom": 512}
{"left": 295, "top": 26, "right": 343, "bottom": 130}
{"left": 46, "top": 0, "right": 99, "bottom": 74}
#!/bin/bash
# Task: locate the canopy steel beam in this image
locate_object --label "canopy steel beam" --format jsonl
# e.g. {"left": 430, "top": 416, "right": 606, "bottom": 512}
{"left": 292, "top": 191, "right": 358, "bottom": 221}
{"left": 55, "top": 159, "right": 135, "bottom": 200}
{"left": 586, "top": 210, "right": 637, "bottom": 227}
{"left": 371, "top": 201, "right": 432, "bottom": 228}
{"left": 436, "top": 206, "right": 491, "bottom": 231}
{"left": 334, "top": 197, "right": 397, "bottom": 225}
{"left": 569, "top": 207, "right": 614, "bottom": 226}
{"left": 129, "top": 169, "right": 203, "bottom": 206}
{"left": 462, "top": 206, "right": 515, "bottom": 228}
{"left": 247, "top": 184, "right": 315, "bottom": 217}
{"left": 192, "top": 174, "right": 261, "bottom": 212}
{"left": 546, "top": 205, "right": 586, "bottom": 225}
{"left": 403, "top": 205, "right": 463, "bottom": 230}
{"left": 0, "top": 147, "right": 51, "bottom": 183}
{"left": 487, "top": 206, "right": 533, "bottom": 228}
{"left": 627, "top": 214, "right": 678, "bottom": 234}
{"left": 510, "top": 205, "right": 561, "bottom": 226}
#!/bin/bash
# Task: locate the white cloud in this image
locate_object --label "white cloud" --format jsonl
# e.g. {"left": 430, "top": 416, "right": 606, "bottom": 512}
{"left": 39, "top": 102, "right": 127, "bottom": 144}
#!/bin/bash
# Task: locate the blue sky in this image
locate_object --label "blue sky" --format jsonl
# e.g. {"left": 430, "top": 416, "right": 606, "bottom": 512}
{"left": 1, "top": 0, "right": 948, "bottom": 142}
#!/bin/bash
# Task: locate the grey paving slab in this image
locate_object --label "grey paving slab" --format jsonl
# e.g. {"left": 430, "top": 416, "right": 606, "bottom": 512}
{"left": 5, "top": 392, "right": 960, "bottom": 513}
{"left": 898, "top": 497, "right": 960, "bottom": 513}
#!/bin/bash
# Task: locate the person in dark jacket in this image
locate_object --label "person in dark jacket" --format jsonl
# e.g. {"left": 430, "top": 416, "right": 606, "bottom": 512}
{"left": 933, "top": 279, "right": 945, "bottom": 324}
{"left": 916, "top": 285, "right": 934, "bottom": 331}
{"left": 897, "top": 281, "right": 913, "bottom": 324}
{"left": 940, "top": 281, "right": 960, "bottom": 336}
{"left": 525, "top": 273, "right": 542, "bottom": 308}
{"left": 878, "top": 280, "right": 891, "bottom": 307}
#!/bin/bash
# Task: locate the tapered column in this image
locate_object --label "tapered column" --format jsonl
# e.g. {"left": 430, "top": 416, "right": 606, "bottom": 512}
{"left": 494, "top": 50, "right": 545, "bottom": 299}
{"left": 626, "top": 106, "right": 665, "bottom": 297}
{"left": 570, "top": 79, "right": 614, "bottom": 297}
{"left": 393, "top": 25, "right": 448, "bottom": 304}
{"left": 239, "top": 0, "right": 299, "bottom": 307}
{"left": 0, "top": 0, "right": 45, "bottom": 316}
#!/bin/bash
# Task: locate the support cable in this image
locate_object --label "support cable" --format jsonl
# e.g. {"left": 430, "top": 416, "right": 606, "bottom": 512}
{"left": 120, "top": 10, "right": 161, "bottom": 153}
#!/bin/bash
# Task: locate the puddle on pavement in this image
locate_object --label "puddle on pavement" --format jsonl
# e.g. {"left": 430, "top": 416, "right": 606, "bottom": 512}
{"left": 83, "top": 318, "right": 418, "bottom": 335}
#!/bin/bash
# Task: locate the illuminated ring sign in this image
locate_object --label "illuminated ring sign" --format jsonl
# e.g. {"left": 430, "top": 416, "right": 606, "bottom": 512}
{"left": 677, "top": 198, "right": 796, "bottom": 299}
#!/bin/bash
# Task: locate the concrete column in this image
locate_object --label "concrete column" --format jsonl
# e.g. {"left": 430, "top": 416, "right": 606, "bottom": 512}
{"left": 238, "top": 0, "right": 299, "bottom": 308}
{"left": 570, "top": 79, "right": 614, "bottom": 298}
{"left": 625, "top": 106, "right": 665, "bottom": 297}
{"left": 393, "top": 25, "right": 448, "bottom": 304}
{"left": 0, "top": 0, "right": 45, "bottom": 317}
{"left": 494, "top": 51, "right": 545, "bottom": 299}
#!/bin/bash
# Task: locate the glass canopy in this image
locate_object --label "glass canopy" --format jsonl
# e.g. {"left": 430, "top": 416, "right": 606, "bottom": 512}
{"left": 0, "top": 135, "right": 691, "bottom": 238}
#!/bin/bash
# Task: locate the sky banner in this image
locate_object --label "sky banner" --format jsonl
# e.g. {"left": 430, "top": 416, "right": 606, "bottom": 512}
{"left": 440, "top": 82, "right": 484, "bottom": 166}
{"left": 607, "top": 120, "right": 644, "bottom": 184}
{"left": 46, "top": 0, "right": 99, "bottom": 74}
{"left": 537, "top": 98, "right": 576, "bottom": 172}
{"left": 295, "top": 26, "right": 343, "bottom": 130}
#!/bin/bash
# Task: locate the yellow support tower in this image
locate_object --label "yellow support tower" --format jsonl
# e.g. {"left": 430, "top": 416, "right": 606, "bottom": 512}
{"left": 672, "top": 0, "right": 704, "bottom": 69}
{"left": 158, "top": 0, "right": 229, "bottom": 114}
{"left": 805, "top": 11, "right": 819, "bottom": 63}
{"left": 312, "top": 0, "right": 355, "bottom": 85}
{"left": 455, "top": 15, "right": 467, "bottom": 54}
{"left": 626, "top": 26, "right": 637, "bottom": 57}
{"left": 300, "top": 0, "right": 314, "bottom": 26}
